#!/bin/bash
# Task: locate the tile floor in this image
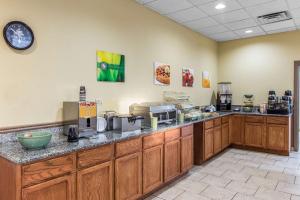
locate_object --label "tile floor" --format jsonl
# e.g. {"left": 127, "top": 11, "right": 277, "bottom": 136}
{"left": 145, "top": 148, "right": 300, "bottom": 200}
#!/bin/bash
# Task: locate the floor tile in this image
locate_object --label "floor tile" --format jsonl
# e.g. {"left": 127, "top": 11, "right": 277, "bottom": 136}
{"left": 284, "top": 168, "right": 300, "bottom": 176}
{"left": 226, "top": 181, "right": 258, "bottom": 195}
{"left": 200, "top": 174, "right": 231, "bottom": 187}
{"left": 218, "top": 162, "right": 245, "bottom": 173}
{"left": 292, "top": 195, "right": 300, "bottom": 200}
{"left": 234, "top": 153, "right": 256, "bottom": 161}
{"left": 144, "top": 195, "right": 163, "bottom": 200}
{"left": 241, "top": 166, "right": 268, "bottom": 178}
{"left": 296, "top": 176, "right": 300, "bottom": 185}
{"left": 174, "top": 179, "right": 208, "bottom": 194}
{"left": 201, "top": 186, "right": 236, "bottom": 200}
{"left": 266, "top": 171, "right": 296, "bottom": 184}
{"left": 255, "top": 187, "right": 291, "bottom": 200}
{"left": 154, "top": 186, "right": 185, "bottom": 200}
{"left": 276, "top": 182, "right": 300, "bottom": 195}
{"left": 259, "top": 164, "right": 284, "bottom": 172}
{"left": 275, "top": 160, "right": 300, "bottom": 169}
{"left": 252, "top": 157, "right": 276, "bottom": 165}
{"left": 174, "top": 192, "right": 211, "bottom": 200}
{"left": 198, "top": 166, "right": 227, "bottom": 176}
{"left": 222, "top": 170, "right": 250, "bottom": 182}
{"left": 238, "top": 159, "right": 260, "bottom": 168}
{"left": 247, "top": 176, "right": 278, "bottom": 189}
{"left": 185, "top": 171, "right": 208, "bottom": 182}
{"left": 266, "top": 154, "right": 289, "bottom": 162}
{"left": 233, "top": 193, "right": 261, "bottom": 200}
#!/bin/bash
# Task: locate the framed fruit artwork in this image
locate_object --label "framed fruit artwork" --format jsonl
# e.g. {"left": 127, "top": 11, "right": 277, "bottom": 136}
{"left": 97, "top": 50, "right": 125, "bottom": 82}
{"left": 202, "top": 71, "right": 211, "bottom": 88}
{"left": 154, "top": 62, "right": 170, "bottom": 86}
{"left": 182, "top": 68, "right": 194, "bottom": 87}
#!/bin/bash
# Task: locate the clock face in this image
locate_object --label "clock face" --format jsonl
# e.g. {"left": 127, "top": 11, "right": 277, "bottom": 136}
{"left": 3, "top": 21, "right": 34, "bottom": 50}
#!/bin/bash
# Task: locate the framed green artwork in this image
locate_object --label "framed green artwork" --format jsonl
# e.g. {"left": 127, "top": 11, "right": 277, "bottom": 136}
{"left": 97, "top": 50, "right": 125, "bottom": 82}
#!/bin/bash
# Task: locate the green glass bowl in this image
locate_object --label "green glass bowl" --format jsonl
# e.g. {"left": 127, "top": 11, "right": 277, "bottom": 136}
{"left": 17, "top": 132, "right": 52, "bottom": 150}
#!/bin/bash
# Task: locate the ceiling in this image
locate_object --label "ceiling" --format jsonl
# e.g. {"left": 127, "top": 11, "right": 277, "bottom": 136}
{"left": 135, "top": 0, "right": 300, "bottom": 41}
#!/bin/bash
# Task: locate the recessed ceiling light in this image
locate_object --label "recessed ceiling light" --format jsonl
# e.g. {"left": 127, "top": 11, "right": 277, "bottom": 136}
{"left": 245, "top": 30, "right": 253, "bottom": 34}
{"left": 215, "top": 3, "right": 226, "bottom": 10}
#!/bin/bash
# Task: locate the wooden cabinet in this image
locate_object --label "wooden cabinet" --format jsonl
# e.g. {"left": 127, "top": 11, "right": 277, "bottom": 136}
{"left": 143, "top": 145, "right": 164, "bottom": 194}
{"left": 22, "top": 174, "right": 75, "bottom": 200}
{"left": 181, "top": 135, "right": 193, "bottom": 172}
{"left": 77, "top": 161, "right": 113, "bottom": 200}
{"left": 222, "top": 123, "right": 229, "bottom": 149}
{"left": 213, "top": 126, "right": 222, "bottom": 154}
{"left": 244, "top": 122, "right": 266, "bottom": 148}
{"left": 267, "top": 124, "right": 288, "bottom": 151}
{"left": 204, "top": 128, "right": 214, "bottom": 160}
{"left": 164, "top": 139, "right": 181, "bottom": 182}
{"left": 230, "top": 115, "right": 245, "bottom": 145}
{"left": 115, "top": 152, "right": 142, "bottom": 200}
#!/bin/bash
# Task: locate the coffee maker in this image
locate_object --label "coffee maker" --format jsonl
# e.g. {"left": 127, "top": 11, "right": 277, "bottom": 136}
{"left": 216, "top": 82, "right": 232, "bottom": 111}
{"left": 63, "top": 101, "right": 98, "bottom": 137}
{"left": 267, "top": 90, "right": 293, "bottom": 114}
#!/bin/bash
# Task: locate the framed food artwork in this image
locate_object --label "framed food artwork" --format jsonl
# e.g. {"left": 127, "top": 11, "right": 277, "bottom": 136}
{"left": 97, "top": 50, "right": 125, "bottom": 82}
{"left": 202, "top": 71, "right": 211, "bottom": 88}
{"left": 154, "top": 62, "right": 170, "bottom": 86}
{"left": 182, "top": 68, "right": 194, "bottom": 87}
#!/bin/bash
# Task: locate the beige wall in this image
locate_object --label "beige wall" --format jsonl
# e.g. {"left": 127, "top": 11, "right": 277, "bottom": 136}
{"left": 0, "top": 0, "right": 218, "bottom": 127}
{"left": 218, "top": 31, "right": 300, "bottom": 105}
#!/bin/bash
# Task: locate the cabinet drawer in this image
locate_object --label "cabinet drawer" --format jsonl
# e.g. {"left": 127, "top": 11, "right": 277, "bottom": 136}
{"left": 222, "top": 116, "right": 229, "bottom": 124}
{"left": 267, "top": 116, "right": 289, "bottom": 125}
{"left": 165, "top": 129, "right": 180, "bottom": 143}
{"left": 22, "top": 154, "right": 76, "bottom": 187}
{"left": 181, "top": 125, "right": 193, "bottom": 137}
{"left": 245, "top": 116, "right": 266, "bottom": 123}
{"left": 78, "top": 144, "right": 114, "bottom": 169}
{"left": 214, "top": 118, "right": 221, "bottom": 127}
{"left": 143, "top": 132, "right": 164, "bottom": 149}
{"left": 204, "top": 120, "right": 214, "bottom": 130}
{"left": 116, "top": 137, "right": 142, "bottom": 158}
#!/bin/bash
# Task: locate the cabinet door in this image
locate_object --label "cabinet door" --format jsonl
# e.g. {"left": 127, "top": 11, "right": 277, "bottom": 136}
{"left": 22, "top": 174, "right": 75, "bottom": 200}
{"left": 267, "top": 124, "right": 288, "bottom": 151}
{"left": 244, "top": 123, "right": 266, "bottom": 148}
{"left": 230, "top": 115, "right": 245, "bottom": 145}
{"left": 181, "top": 135, "right": 193, "bottom": 172}
{"left": 213, "top": 126, "right": 222, "bottom": 154}
{"left": 222, "top": 123, "right": 229, "bottom": 149}
{"left": 77, "top": 161, "right": 113, "bottom": 200}
{"left": 204, "top": 128, "right": 214, "bottom": 160}
{"left": 143, "top": 145, "right": 164, "bottom": 194}
{"left": 164, "top": 139, "right": 181, "bottom": 182}
{"left": 115, "top": 152, "right": 142, "bottom": 200}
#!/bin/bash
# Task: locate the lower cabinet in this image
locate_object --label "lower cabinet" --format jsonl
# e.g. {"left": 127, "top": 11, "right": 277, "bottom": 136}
{"left": 77, "top": 161, "right": 113, "bottom": 200}
{"left": 181, "top": 135, "right": 193, "bottom": 172}
{"left": 267, "top": 124, "right": 288, "bottom": 151}
{"left": 22, "top": 174, "right": 75, "bottom": 200}
{"left": 143, "top": 145, "right": 164, "bottom": 194}
{"left": 213, "top": 126, "right": 222, "bottom": 154}
{"left": 115, "top": 152, "right": 142, "bottom": 200}
{"left": 164, "top": 139, "right": 181, "bottom": 182}
{"left": 230, "top": 115, "right": 245, "bottom": 145}
{"left": 222, "top": 123, "right": 229, "bottom": 149}
{"left": 204, "top": 128, "right": 214, "bottom": 160}
{"left": 244, "top": 123, "right": 266, "bottom": 148}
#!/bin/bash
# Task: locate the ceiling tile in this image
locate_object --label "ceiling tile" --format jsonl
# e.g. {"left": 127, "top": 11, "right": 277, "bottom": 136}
{"left": 267, "top": 26, "right": 297, "bottom": 34}
{"left": 187, "top": 0, "right": 215, "bottom": 5}
{"left": 167, "top": 7, "right": 207, "bottom": 23}
{"left": 286, "top": 0, "right": 300, "bottom": 9}
{"left": 294, "top": 18, "right": 300, "bottom": 25}
{"left": 234, "top": 26, "right": 265, "bottom": 37}
{"left": 136, "top": 0, "right": 156, "bottom": 4}
{"left": 237, "top": 0, "right": 274, "bottom": 7}
{"left": 210, "top": 31, "right": 239, "bottom": 41}
{"left": 197, "top": 0, "right": 242, "bottom": 16}
{"left": 291, "top": 7, "right": 300, "bottom": 18}
{"left": 261, "top": 19, "right": 295, "bottom": 31}
{"left": 245, "top": 0, "right": 289, "bottom": 18}
{"left": 197, "top": 24, "right": 229, "bottom": 34}
{"left": 213, "top": 9, "right": 250, "bottom": 23}
{"left": 146, "top": 0, "right": 193, "bottom": 15}
{"left": 226, "top": 18, "right": 257, "bottom": 30}
{"left": 184, "top": 17, "right": 219, "bottom": 29}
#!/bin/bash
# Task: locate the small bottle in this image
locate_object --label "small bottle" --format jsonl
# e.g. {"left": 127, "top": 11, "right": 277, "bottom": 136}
{"left": 79, "top": 86, "right": 86, "bottom": 102}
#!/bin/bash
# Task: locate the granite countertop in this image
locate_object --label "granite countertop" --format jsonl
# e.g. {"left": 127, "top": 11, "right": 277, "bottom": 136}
{"left": 0, "top": 111, "right": 291, "bottom": 165}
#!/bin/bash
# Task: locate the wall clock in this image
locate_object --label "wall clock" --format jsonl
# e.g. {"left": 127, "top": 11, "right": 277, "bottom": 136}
{"left": 3, "top": 21, "right": 34, "bottom": 50}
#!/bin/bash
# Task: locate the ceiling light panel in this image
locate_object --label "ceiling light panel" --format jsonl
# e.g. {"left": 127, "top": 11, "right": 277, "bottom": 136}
{"left": 197, "top": 0, "right": 241, "bottom": 15}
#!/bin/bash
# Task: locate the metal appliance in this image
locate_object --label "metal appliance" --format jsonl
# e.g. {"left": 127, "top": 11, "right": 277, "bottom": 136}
{"left": 216, "top": 82, "right": 232, "bottom": 111}
{"left": 243, "top": 94, "right": 254, "bottom": 112}
{"left": 113, "top": 114, "right": 143, "bottom": 132}
{"left": 104, "top": 111, "right": 117, "bottom": 131}
{"left": 130, "top": 102, "right": 177, "bottom": 127}
{"left": 267, "top": 90, "right": 293, "bottom": 114}
{"left": 63, "top": 101, "right": 97, "bottom": 138}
